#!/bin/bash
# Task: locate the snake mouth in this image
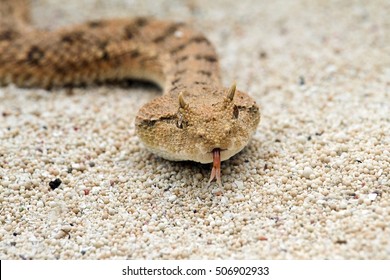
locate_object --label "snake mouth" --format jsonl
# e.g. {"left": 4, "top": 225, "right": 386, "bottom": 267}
{"left": 208, "top": 147, "right": 227, "bottom": 154}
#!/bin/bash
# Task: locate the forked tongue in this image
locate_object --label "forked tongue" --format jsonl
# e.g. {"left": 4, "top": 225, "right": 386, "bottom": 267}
{"left": 208, "top": 148, "right": 222, "bottom": 187}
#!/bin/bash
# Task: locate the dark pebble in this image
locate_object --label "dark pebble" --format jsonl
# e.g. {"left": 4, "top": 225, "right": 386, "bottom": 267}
{"left": 49, "top": 178, "right": 62, "bottom": 190}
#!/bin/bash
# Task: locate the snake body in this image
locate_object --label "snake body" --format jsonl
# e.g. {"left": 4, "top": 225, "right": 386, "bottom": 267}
{"left": 0, "top": 0, "right": 260, "bottom": 185}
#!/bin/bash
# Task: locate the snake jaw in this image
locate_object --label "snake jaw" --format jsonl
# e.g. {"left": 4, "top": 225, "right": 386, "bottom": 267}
{"left": 208, "top": 148, "right": 222, "bottom": 187}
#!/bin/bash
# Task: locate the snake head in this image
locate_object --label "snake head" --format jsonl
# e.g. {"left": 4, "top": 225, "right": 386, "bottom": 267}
{"left": 135, "top": 83, "right": 260, "bottom": 164}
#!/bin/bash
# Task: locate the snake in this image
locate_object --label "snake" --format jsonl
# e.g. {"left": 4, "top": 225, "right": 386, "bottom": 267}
{"left": 0, "top": 0, "right": 260, "bottom": 186}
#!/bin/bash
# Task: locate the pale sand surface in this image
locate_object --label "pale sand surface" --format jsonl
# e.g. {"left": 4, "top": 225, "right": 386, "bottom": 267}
{"left": 0, "top": 0, "right": 389, "bottom": 259}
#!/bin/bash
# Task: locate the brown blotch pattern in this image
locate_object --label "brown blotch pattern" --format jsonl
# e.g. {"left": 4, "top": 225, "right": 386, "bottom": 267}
{"left": 176, "top": 55, "right": 189, "bottom": 63}
{"left": 0, "top": 29, "right": 19, "bottom": 41}
{"left": 197, "top": 70, "right": 212, "bottom": 76}
{"left": 61, "top": 31, "right": 86, "bottom": 44}
{"left": 189, "top": 36, "right": 211, "bottom": 45}
{"left": 87, "top": 20, "right": 105, "bottom": 28}
{"left": 171, "top": 77, "right": 181, "bottom": 85}
{"left": 170, "top": 36, "right": 210, "bottom": 54}
{"left": 97, "top": 40, "right": 109, "bottom": 60}
{"left": 130, "top": 49, "right": 141, "bottom": 58}
{"left": 26, "top": 45, "right": 44, "bottom": 65}
{"left": 153, "top": 23, "right": 184, "bottom": 43}
{"left": 175, "top": 69, "right": 187, "bottom": 76}
{"left": 195, "top": 54, "right": 217, "bottom": 62}
{"left": 123, "top": 23, "right": 141, "bottom": 40}
{"left": 134, "top": 17, "right": 149, "bottom": 27}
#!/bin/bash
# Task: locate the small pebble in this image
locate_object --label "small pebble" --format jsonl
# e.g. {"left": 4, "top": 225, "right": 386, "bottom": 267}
{"left": 368, "top": 193, "right": 378, "bottom": 201}
{"left": 234, "top": 180, "right": 244, "bottom": 189}
{"left": 302, "top": 167, "right": 313, "bottom": 179}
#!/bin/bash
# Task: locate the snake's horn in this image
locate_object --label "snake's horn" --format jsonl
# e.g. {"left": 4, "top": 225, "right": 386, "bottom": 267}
{"left": 178, "top": 92, "right": 187, "bottom": 108}
{"left": 227, "top": 82, "right": 236, "bottom": 101}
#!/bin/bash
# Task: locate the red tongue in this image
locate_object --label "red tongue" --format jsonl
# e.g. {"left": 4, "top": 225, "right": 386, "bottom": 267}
{"left": 208, "top": 148, "right": 222, "bottom": 187}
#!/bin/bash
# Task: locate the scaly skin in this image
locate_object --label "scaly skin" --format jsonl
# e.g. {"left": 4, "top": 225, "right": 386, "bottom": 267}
{"left": 0, "top": 0, "right": 261, "bottom": 186}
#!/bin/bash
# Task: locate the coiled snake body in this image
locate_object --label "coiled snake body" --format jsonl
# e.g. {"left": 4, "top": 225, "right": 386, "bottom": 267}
{"left": 0, "top": 0, "right": 260, "bottom": 186}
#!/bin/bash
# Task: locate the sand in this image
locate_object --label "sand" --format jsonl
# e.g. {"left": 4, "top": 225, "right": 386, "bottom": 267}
{"left": 0, "top": 0, "right": 389, "bottom": 259}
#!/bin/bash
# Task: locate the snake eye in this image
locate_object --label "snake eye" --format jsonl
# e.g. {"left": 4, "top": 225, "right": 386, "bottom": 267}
{"left": 176, "top": 113, "right": 187, "bottom": 129}
{"left": 233, "top": 105, "right": 239, "bottom": 119}
{"left": 176, "top": 116, "right": 184, "bottom": 128}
